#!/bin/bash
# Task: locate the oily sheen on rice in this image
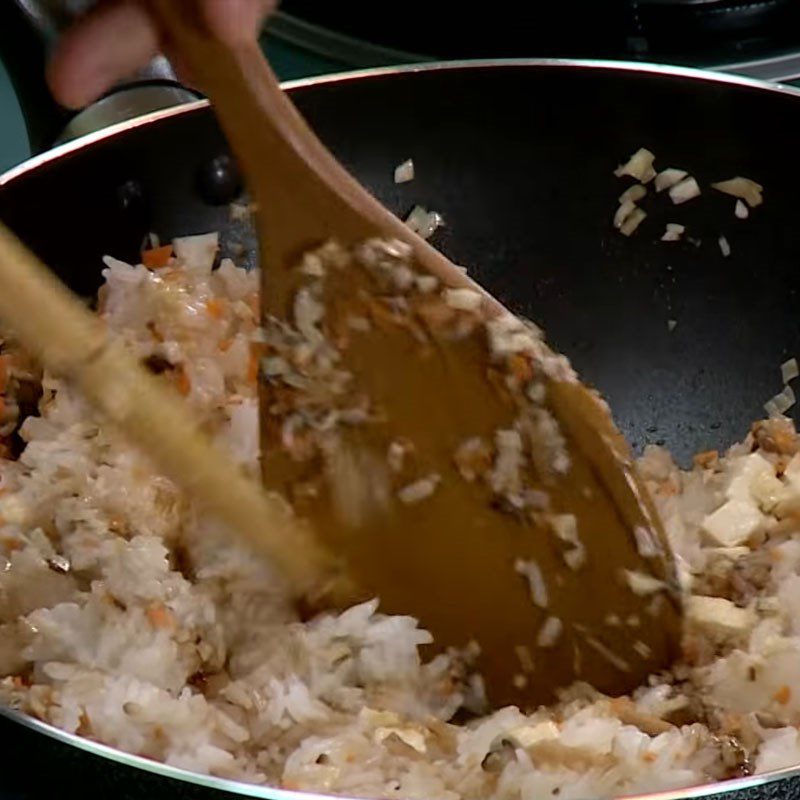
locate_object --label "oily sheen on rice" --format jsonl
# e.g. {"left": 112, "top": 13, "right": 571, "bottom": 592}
{"left": 3, "top": 234, "right": 800, "bottom": 797}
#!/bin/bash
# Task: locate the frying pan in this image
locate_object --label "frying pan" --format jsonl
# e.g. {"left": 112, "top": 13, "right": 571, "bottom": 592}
{"left": 1, "top": 60, "right": 800, "bottom": 799}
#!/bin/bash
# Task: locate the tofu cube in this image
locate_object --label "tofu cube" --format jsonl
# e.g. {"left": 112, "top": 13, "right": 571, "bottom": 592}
{"left": 686, "top": 596, "right": 754, "bottom": 640}
{"left": 701, "top": 498, "right": 763, "bottom": 547}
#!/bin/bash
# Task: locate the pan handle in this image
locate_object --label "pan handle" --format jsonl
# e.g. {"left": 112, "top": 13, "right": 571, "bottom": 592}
{"left": 6, "top": 0, "right": 201, "bottom": 151}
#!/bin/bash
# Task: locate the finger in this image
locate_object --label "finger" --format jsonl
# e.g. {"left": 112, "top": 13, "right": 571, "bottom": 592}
{"left": 202, "top": 0, "right": 277, "bottom": 45}
{"left": 47, "top": 0, "right": 160, "bottom": 109}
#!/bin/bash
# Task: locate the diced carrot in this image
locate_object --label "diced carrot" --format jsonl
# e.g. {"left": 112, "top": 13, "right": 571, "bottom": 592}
{"left": 205, "top": 298, "right": 227, "bottom": 320}
{"left": 245, "top": 292, "right": 259, "bottom": 316}
{"left": 507, "top": 353, "right": 534, "bottom": 383}
{"left": 218, "top": 338, "right": 233, "bottom": 352}
{"left": 693, "top": 450, "right": 719, "bottom": 469}
{"left": 142, "top": 245, "right": 174, "bottom": 269}
{"left": 177, "top": 368, "right": 191, "bottom": 396}
{"left": 773, "top": 685, "right": 792, "bottom": 705}
{"left": 146, "top": 603, "right": 175, "bottom": 629}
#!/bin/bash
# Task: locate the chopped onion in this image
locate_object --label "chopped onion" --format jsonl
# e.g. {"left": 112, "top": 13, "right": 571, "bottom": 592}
{"left": 718, "top": 236, "right": 731, "bottom": 258}
{"left": 619, "top": 208, "right": 647, "bottom": 237}
{"left": 667, "top": 319, "right": 678, "bottom": 332}
{"left": 443, "top": 287, "right": 483, "bottom": 312}
{"left": 536, "top": 616, "right": 563, "bottom": 648}
{"left": 515, "top": 558, "right": 549, "bottom": 608}
{"left": 614, "top": 148, "right": 656, "bottom": 183}
{"left": 394, "top": 158, "right": 415, "bottom": 184}
{"left": 735, "top": 199, "right": 749, "bottom": 219}
{"left": 405, "top": 206, "right": 444, "bottom": 240}
{"left": 712, "top": 177, "right": 763, "bottom": 208}
{"left": 654, "top": 168, "right": 688, "bottom": 193}
{"left": 782, "top": 358, "right": 799, "bottom": 384}
{"left": 669, "top": 177, "right": 701, "bottom": 205}
{"left": 619, "top": 184, "right": 647, "bottom": 204}
{"left": 764, "top": 399, "right": 781, "bottom": 418}
{"left": 661, "top": 223, "right": 685, "bottom": 242}
{"left": 613, "top": 200, "right": 637, "bottom": 229}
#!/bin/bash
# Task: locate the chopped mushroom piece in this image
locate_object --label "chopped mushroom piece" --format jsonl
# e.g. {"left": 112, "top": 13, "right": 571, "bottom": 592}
{"left": 669, "top": 177, "right": 701, "bottom": 205}
{"left": 614, "top": 148, "right": 656, "bottom": 183}
{"left": 712, "top": 177, "right": 763, "bottom": 208}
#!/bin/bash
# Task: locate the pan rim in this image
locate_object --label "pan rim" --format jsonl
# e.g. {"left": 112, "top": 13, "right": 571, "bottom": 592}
{"left": 1, "top": 56, "right": 800, "bottom": 800}
{"left": 2, "top": 56, "right": 800, "bottom": 188}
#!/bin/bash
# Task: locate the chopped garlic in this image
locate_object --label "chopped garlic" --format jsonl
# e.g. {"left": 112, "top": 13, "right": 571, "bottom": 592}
{"left": 669, "top": 177, "right": 701, "bottom": 205}
{"left": 614, "top": 200, "right": 637, "bottom": 229}
{"left": 701, "top": 498, "right": 763, "bottom": 547}
{"left": 614, "top": 148, "right": 656, "bottom": 183}
{"left": 719, "top": 236, "right": 731, "bottom": 258}
{"left": 394, "top": 158, "right": 415, "bottom": 184}
{"left": 619, "top": 184, "right": 647, "bottom": 204}
{"left": 661, "top": 223, "right": 685, "bottom": 242}
{"left": 619, "top": 208, "right": 647, "bottom": 237}
{"left": 654, "top": 168, "right": 688, "bottom": 193}
{"left": 735, "top": 199, "right": 749, "bottom": 219}
{"left": 712, "top": 176, "right": 763, "bottom": 208}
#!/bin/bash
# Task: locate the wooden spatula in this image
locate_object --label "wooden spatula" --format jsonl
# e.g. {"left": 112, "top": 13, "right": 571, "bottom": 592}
{"left": 51, "top": 1, "right": 679, "bottom": 708}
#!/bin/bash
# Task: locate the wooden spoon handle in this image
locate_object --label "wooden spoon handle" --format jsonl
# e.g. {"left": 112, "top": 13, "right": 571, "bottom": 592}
{"left": 0, "top": 221, "right": 338, "bottom": 597}
{"left": 144, "top": 0, "right": 498, "bottom": 312}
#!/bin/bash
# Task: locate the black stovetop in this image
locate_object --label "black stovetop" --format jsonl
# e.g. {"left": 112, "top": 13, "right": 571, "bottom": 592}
{"left": 278, "top": 0, "right": 800, "bottom": 70}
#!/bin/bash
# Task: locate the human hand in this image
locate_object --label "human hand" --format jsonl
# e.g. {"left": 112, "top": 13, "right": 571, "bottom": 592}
{"left": 47, "top": 0, "right": 277, "bottom": 110}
